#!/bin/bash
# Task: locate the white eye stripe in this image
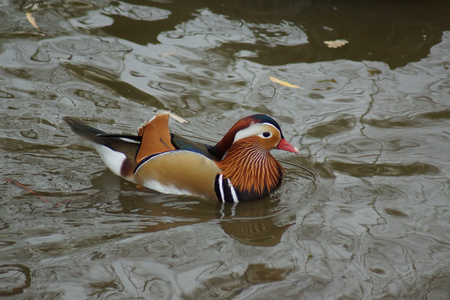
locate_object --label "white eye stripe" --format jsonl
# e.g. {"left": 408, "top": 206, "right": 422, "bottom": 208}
{"left": 233, "top": 123, "right": 278, "bottom": 143}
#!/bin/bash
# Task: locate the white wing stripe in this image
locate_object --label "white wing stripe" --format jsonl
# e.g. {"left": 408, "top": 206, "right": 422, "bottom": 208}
{"left": 227, "top": 179, "right": 239, "bottom": 203}
{"left": 218, "top": 174, "right": 225, "bottom": 202}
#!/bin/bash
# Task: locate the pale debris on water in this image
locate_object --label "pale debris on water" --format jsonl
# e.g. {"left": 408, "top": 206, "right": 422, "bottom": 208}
{"left": 169, "top": 112, "right": 189, "bottom": 124}
{"left": 269, "top": 76, "right": 303, "bottom": 89}
{"left": 26, "top": 12, "right": 40, "bottom": 30}
{"left": 154, "top": 110, "right": 189, "bottom": 124}
{"left": 324, "top": 39, "right": 349, "bottom": 48}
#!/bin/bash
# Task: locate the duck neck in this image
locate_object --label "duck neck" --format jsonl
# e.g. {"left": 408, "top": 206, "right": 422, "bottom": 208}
{"left": 215, "top": 140, "right": 284, "bottom": 198}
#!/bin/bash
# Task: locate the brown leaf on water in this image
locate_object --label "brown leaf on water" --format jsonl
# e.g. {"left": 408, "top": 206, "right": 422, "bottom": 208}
{"left": 4, "top": 178, "right": 49, "bottom": 203}
{"left": 324, "top": 39, "right": 349, "bottom": 48}
{"left": 26, "top": 12, "right": 40, "bottom": 31}
{"left": 269, "top": 76, "right": 302, "bottom": 89}
{"left": 4, "top": 177, "right": 102, "bottom": 207}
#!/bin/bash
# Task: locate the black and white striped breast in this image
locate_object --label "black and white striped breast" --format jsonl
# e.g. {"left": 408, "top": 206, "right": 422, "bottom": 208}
{"left": 214, "top": 174, "right": 271, "bottom": 203}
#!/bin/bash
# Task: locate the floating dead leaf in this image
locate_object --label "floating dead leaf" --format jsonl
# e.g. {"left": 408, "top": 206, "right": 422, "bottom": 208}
{"left": 324, "top": 39, "right": 348, "bottom": 48}
{"left": 169, "top": 112, "right": 189, "bottom": 124}
{"left": 156, "top": 110, "right": 189, "bottom": 124}
{"left": 4, "top": 177, "right": 49, "bottom": 203}
{"left": 269, "top": 76, "right": 302, "bottom": 89}
{"left": 4, "top": 177, "right": 102, "bottom": 207}
{"left": 160, "top": 51, "right": 177, "bottom": 57}
{"left": 26, "top": 12, "right": 40, "bottom": 30}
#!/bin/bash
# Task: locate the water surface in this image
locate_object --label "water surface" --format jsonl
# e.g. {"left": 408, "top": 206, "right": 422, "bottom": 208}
{"left": 1, "top": 0, "right": 449, "bottom": 299}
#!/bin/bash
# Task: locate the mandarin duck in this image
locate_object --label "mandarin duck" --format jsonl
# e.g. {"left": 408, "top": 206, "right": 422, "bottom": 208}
{"left": 63, "top": 112, "right": 298, "bottom": 202}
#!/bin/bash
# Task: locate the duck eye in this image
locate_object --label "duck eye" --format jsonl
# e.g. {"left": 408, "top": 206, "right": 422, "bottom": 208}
{"left": 262, "top": 131, "right": 271, "bottom": 138}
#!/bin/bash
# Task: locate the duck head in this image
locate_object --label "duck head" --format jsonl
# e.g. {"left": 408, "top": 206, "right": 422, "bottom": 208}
{"left": 211, "top": 114, "right": 298, "bottom": 159}
{"left": 211, "top": 114, "right": 298, "bottom": 202}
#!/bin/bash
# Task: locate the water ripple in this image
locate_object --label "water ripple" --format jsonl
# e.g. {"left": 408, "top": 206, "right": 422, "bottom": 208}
{"left": 0, "top": 264, "right": 31, "bottom": 296}
{"left": 330, "top": 161, "right": 439, "bottom": 177}
{"left": 102, "top": 2, "right": 171, "bottom": 22}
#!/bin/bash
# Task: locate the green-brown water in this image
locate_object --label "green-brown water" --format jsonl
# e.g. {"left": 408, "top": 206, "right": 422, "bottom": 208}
{"left": 1, "top": 1, "right": 449, "bottom": 299}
